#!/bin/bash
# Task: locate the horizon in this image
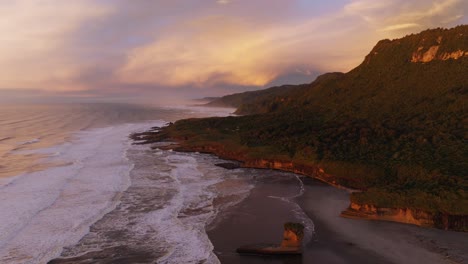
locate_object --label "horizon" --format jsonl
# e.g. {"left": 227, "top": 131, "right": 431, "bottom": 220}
{"left": 1, "top": 0, "right": 467, "bottom": 104}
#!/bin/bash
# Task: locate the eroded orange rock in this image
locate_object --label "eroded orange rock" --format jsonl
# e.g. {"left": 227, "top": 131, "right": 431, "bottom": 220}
{"left": 237, "top": 222, "right": 305, "bottom": 255}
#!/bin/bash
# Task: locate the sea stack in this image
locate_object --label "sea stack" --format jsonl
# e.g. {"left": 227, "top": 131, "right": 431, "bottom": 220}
{"left": 236, "top": 222, "right": 304, "bottom": 255}
{"left": 281, "top": 222, "right": 304, "bottom": 248}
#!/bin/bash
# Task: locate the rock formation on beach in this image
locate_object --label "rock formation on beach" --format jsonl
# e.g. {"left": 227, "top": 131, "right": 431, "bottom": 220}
{"left": 236, "top": 222, "right": 305, "bottom": 255}
{"left": 280, "top": 222, "right": 304, "bottom": 248}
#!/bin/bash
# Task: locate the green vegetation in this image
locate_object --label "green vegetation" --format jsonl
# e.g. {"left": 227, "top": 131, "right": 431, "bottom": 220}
{"left": 153, "top": 26, "right": 468, "bottom": 217}
{"left": 206, "top": 83, "right": 306, "bottom": 112}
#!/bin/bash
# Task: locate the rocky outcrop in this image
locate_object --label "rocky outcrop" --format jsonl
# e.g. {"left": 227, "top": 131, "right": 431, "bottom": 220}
{"left": 363, "top": 27, "right": 467, "bottom": 67}
{"left": 165, "top": 141, "right": 365, "bottom": 194}
{"left": 341, "top": 202, "right": 434, "bottom": 227}
{"left": 342, "top": 202, "right": 468, "bottom": 231}
{"left": 172, "top": 142, "right": 468, "bottom": 231}
{"left": 161, "top": 142, "right": 468, "bottom": 231}
{"left": 439, "top": 50, "right": 467, "bottom": 60}
{"left": 173, "top": 142, "right": 351, "bottom": 190}
{"left": 236, "top": 222, "right": 304, "bottom": 255}
{"left": 280, "top": 222, "right": 304, "bottom": 248}
{"left": 411, "top": 45, "right": 440, "bottom": 62}
{"left": 411, "top": 45, "right": 467, "bottom": 63}
{"left": 243, "top": 159, "right": 352, "bottom": 190}
{"left": 409, "top": 30, "right": 467, "bottom": 62}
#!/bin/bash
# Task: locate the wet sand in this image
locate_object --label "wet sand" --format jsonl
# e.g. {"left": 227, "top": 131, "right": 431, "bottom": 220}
{"left": 208, "top": 174, "right": 391, "bottom": 264}
{"left": 298, "top": 177, "right": 468, "bottom": 264}
{"left": 208, "top": 175, "right": 468, "bottom": 264}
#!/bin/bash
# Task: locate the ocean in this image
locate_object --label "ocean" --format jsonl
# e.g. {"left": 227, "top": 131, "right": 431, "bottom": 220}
{"left": 0, "top": 103, "right": 313, "bottom": 264}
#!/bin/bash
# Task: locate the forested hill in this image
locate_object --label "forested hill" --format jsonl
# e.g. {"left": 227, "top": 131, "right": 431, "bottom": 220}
{"left": 205, "top": 83, "right": 307, "bottom": 109}
{"left": 220, "top": 25, "right": 467, "bottom": 118}
{"left": 150, "top": 26, "right": 467, "bottom": 229}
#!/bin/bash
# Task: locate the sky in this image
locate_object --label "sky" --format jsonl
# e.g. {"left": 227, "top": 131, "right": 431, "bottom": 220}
{"left": 0, "top": 0, "right": 466, "bottom": 104}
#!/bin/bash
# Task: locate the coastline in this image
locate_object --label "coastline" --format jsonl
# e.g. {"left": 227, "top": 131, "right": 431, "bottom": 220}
{"left": 296, "top": 177, "right": 468, "bottom": 264}
{"left": 128, "top": 115, "right": 468, "bottom": 263}
{"left": 207, "top": 167, "right": 468, "bottom": 264}
{"left": 207, "top": 172, "right": 392, "bottom": 264}
{"left": 161, "top": 142, "right": 466, "bottom": 231}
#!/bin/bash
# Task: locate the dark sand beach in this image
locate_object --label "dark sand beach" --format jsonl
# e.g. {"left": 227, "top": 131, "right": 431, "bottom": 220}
{"left": 208, "top": 173, "right": 468, "bottom": 264}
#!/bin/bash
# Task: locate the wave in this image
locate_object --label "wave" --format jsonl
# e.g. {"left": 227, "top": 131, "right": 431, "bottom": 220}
{"left": 17, "top": 138, "right": 40, "bottom": 146}
{"left": 0, "top": 104, "right": 251, "bottom": 263}
{"left": 0, "top": 137, "right": 12, "bottom": 142}
{"left": 48, "top": 146, "right": 254, "bottom": 264}
{"left": 267, "top": 174, "right": 315, "bottom": 244}
{"left": 0, "top": 121, "right": 162, "bottom": 264}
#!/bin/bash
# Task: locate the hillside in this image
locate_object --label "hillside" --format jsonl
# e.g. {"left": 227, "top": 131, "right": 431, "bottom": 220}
{"left": 140, "top": 26, "right": 468, "bottom": 230}
{"left": 205, "top": 83, "right": 306, "bottom": 110}
{"left": 233, "top": 26, "right": 467, "bottom": 118}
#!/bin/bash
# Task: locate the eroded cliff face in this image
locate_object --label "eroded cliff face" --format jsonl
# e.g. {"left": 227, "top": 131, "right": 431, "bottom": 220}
{"left": 169, "top": 143, "right": 467, "bottom": 231}
{"left": 342, "top": 202, "right": 468, "bottom": 231}
{"left": 281, "top": 230, "right": 301, "bottom": 248}
{"left": 172, "top": 143, "right": 350, "bottom": 190}
{"left": 243, "top": 159, "right": 350, "bottom": 190}
{"left": 363, "top": 26, "right": 468, "bottom": 66}
{"left": 341, "top": 202, "right": 434, "bottom": 227}
{"left": 411, "top": 45, "right": 467, "bottom": 63}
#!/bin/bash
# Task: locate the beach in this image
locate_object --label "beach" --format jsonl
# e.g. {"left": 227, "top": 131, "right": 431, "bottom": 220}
{"left": 208, "top": 171, "right": 468, "bottom": 264}
{"left": 2, "top": 102, "right": 465, "bottom": 264}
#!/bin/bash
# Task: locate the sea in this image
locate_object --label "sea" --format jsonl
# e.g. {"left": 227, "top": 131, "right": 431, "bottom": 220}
{"left": 0, "top": 103, "right": 313, "bottom": 264}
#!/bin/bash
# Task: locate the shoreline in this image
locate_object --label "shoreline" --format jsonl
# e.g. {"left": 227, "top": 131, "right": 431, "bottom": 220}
{"left": 207, "top": 166, "right": 468, "bottom": 264}
{"left": 296, "top": 177, "right": 468, "bottom": 264}
{"left": 129, "top": 120, "right": 468, "bottom": 262}
{"left": 159, "top": 142, "right": 466, "bottom": 231}
{"left": 207, "top": 172, "right": 393, "bottom": 264}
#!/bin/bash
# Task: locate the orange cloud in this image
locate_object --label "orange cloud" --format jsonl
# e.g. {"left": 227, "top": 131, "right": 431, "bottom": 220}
{"left": 0, "top": 0, "right": 465, "bottom": 93}
{"left": 118, "top": 16, "right": 279, "bottom": 87}
{"left": 118, "top": 14, "right": 365, "bottom": 88}
{"left": 118, "top": 0, "right": 466, "bottom": 89}
{"left": 345, "top": 0, "right": 465, "bottom": 34}
{"left": 0, "top": 0, "right": 112, "bottom": 91}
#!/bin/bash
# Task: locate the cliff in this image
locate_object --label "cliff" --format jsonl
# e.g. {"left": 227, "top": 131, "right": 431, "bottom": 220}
{"left": 341, "top": 202, "right": 435, "bottom": 227}
{"left": 154, "top": 139, "right": 467, "bottom": 231}
{"left": 223, "top": 26, "right": 468, "bottom": 120}
{"left": 168, "top": 142, "right": 354, "bottom": 190}
{"left": 342, "top": 202, "right": 468, "bottom": 231}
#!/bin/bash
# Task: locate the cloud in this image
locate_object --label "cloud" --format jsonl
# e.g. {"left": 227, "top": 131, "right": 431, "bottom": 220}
{"left": 118, "top": 16, "right": 277, "bottom": 87}
{"left": 117, "top": 0, "right": 466, "bottom": 90}
{"left": 0, "top": 0, "right": 466, "bottom": 98}
{"left": 217, "top": 0, "right": 231, "bottom": 4}
{"left": 0, "top": 1, "right": 113, "bottom": 91}
{"left": 344, "top": 0, "right": 466, "bottom": 33}
{"left": 379, "top": 23, "right": 421, "bottom": 32}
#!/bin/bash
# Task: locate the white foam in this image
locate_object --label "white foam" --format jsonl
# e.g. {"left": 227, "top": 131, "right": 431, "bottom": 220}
{"left": 0, "top": 137, "right": 12, "bottom": 142}
{"left": 267, "top": 175, "right": 315, "bottom": 243}
{"left": 153, "top": 154, "right": 222, "bottom": 264}
{"left": 53, "top": 147, "right": 254, "bottom": 263}
{"left": 0, "top": 104, "right": 248, "bottom": 263}
{"left": 0, "top": 120, "right": 165, "bottom": 264}
{"left": 17, "top": 138, "right": 40, "bottom": 146}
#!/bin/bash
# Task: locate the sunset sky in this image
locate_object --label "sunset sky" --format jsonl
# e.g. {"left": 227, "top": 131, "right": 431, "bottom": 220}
{"left": 1, "top": 0, "right": 467, "bottom": 103}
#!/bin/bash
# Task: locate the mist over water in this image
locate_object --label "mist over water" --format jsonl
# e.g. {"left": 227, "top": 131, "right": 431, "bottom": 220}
{"left": 0, "top": 103, "right": 190, "bottom": 179}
